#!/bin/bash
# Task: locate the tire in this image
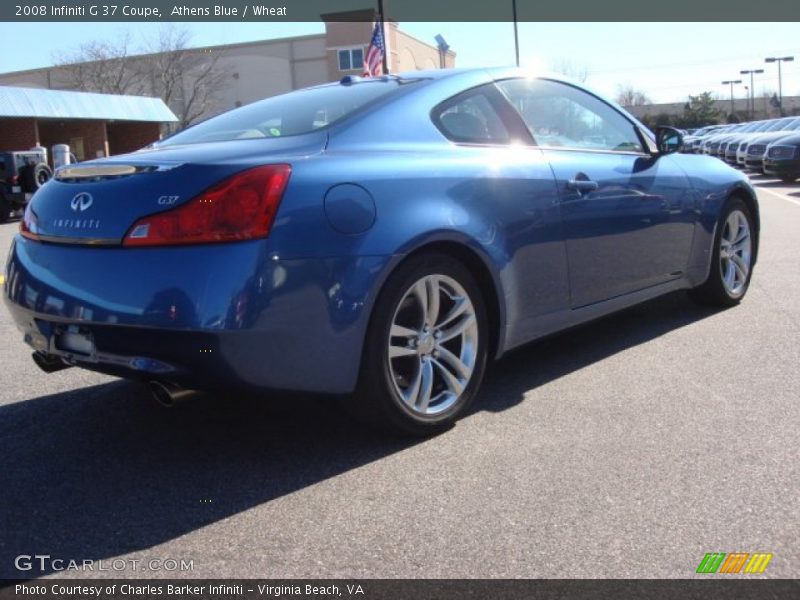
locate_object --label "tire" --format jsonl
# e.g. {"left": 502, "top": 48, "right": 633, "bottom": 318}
{"left": 688, "top": 197, "right": 755, "bottom": 307}
{"left": 18, "top": 162, "right": 52, "bottom": 192}
{"left": 351, "top": 252, "right": 489, "bottom": 437}
{"left": 0, "top": 194, "right": 10, "bottom": 224}
{"left": 33, "top": 163, "right": 53, "bottom": 188}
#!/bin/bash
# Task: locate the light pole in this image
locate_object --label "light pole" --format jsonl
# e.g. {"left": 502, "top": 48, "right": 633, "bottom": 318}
{"left": 765, "top": 56, "right": 794, "bottom": 115}
{"left": 740, "top": 68, "right": 764, "bottom": 119}
{"left": 722, "top": 80, "right": 742, "bottom": 118}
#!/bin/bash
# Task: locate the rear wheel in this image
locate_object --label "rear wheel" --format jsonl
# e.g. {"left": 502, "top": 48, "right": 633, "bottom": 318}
{"left": 352, "top": 253, "right": 488, "bottom": 436}
{"left": 688, "top": 197, "right": 755, "bottom": 306}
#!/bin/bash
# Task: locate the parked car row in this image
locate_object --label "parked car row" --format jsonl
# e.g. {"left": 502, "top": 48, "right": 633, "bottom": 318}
{"left": 681, "top": 117, "right": 800, "bottom": 182}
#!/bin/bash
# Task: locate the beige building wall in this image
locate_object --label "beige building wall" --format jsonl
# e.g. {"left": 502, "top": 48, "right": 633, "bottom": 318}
{"left": 629, "top": 96, "right": 800, "bottom": 121}
{"left": 393, "top": 30, "right": 455, "bottom": 71}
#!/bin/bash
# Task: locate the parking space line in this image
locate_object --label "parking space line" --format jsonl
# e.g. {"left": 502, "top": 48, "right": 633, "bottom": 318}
{"left": 754, "top": 186, "right": 800, "bottom": 208}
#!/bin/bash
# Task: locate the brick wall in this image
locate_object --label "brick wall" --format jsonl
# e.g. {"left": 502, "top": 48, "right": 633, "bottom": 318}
{"left": 37, "top": 119, "right": 108, "bottom": 161}
{"left": 106, "top": 121, "right": 161, "bottom": 155}
{"left": 0, "top": 118, "right": 39, "bottom": 152}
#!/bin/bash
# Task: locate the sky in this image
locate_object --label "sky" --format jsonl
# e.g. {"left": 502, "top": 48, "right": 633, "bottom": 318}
{"left": 0, "top": 21, "right": 797, "bottom": 104}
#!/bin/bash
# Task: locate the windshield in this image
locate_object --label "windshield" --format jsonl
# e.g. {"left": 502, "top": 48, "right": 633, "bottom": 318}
{"left": 159, "top": 79, "right": 419, "bottom": 146}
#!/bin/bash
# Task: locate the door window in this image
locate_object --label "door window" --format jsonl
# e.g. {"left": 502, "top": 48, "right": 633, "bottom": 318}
{"left": 497, "top": 79, "right": 644, "bottom": 153}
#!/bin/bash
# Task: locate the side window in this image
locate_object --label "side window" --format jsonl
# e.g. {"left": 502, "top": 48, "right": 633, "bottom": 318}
{"left": 496, "top": 79, "right": 644, "bottom": 153}
{"left": 433, "top": 87, "right": 510, "bottom": 145}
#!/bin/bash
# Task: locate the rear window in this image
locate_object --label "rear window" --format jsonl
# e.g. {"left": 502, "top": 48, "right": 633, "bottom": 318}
{"left": 159, "top": 80, "right": 417, "bottom": 146}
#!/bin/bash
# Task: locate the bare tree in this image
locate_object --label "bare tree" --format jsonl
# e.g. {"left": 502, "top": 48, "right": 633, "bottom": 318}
{"left": 616, "top": 84, "right": 652, "bottom": 108}
{"left": 55, "top": 25, "right": 226, "bottom": 129}
{"left": 141, "top": 25, "right": 227, "bottom": 129}
{"left": 551, "top": 59, "right": 589, "bottom": 83}
{"left": 55, "top": 30, "right": 145, "bottom": 95}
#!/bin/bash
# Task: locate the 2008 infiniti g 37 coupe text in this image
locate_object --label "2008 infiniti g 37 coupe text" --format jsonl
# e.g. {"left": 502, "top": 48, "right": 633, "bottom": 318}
{"left": 3, "top": 68, "right": 758, "bottom": 435}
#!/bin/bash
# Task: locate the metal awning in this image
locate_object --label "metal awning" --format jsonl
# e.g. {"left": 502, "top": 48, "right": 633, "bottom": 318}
{"left": 0, "top": 85, "right": 178, "bottom": 122}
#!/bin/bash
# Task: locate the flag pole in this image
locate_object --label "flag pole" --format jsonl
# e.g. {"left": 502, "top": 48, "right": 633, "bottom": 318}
{"left": 378, "top": 0, "right": 389, "bottom": 74}
{"left": 512, "top": 0, "right": 520, "bottom": 67}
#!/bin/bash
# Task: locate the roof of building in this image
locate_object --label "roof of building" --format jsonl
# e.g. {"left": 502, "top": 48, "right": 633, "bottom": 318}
{"left": 0, "top": 85, "right": 178, "bottom": 122}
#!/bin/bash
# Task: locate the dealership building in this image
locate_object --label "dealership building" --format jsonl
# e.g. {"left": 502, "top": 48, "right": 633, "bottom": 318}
{"left": 0, "top": 10, "right": 456, "bottom": 145}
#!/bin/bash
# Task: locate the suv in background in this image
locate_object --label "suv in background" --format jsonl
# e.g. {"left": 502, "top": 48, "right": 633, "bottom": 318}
{"left": 0, "top": 151, "right": 53, "bottom": 223}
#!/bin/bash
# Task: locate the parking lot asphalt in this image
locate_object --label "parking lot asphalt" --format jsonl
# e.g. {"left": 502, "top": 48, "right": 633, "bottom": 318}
{"left": 0, "top": 177, "right": 797, "bottom": 579}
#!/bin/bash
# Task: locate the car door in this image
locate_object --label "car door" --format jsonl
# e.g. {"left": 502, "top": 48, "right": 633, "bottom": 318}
{"left": 431, "top": 84, "right": 569, "bottom": 346}
{"left": 496, "top": 78, "right": 696, "bottom": 308}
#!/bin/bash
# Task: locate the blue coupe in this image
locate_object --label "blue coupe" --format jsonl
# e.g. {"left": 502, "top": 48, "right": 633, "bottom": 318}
{"left": 3, "top": 68, "right": 758, "bottom": 435}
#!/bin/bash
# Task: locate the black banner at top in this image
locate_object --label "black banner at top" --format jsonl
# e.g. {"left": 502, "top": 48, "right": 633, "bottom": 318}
{"left": 1, "top": 0, "right": 800, "bottom": 22}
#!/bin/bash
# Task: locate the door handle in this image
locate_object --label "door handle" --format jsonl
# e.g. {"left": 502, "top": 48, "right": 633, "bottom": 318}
{"left": 566, "top": 178, "right": 599, "bottom": 193}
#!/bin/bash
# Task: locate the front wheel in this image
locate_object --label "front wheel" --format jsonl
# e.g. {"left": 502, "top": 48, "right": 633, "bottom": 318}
{"left": 352, "top": 253, "right": 489, "bottom": 436}
{"left": 688, "top": 197, "right": 755, "bottom": 306}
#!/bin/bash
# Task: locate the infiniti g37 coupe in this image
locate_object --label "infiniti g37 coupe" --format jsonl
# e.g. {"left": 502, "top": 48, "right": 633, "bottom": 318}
{"left": 3, "top": 68, "right": 759, "bottom": 435}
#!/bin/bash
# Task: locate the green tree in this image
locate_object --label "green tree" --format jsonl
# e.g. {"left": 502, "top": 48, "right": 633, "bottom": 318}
{"left": 641, "top": 112, "right": 674, "bottom": 130}
{"left": 681, "top": 92, "right": 722, "bottom": 128}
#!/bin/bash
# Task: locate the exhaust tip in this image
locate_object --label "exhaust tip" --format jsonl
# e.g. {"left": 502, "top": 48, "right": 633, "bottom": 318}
{"left": 149, "top": 381, "right": 176, "bottom": 407}
{"left": 148, "top": 381, "right": 202, "bottom": 407}
{"left": 31, "top": 351, "right": 72, "bottom": 373}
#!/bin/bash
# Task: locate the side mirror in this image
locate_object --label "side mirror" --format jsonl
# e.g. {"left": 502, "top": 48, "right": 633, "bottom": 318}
{"left": 656, "top": 126, "right": 684, "bottom": 154}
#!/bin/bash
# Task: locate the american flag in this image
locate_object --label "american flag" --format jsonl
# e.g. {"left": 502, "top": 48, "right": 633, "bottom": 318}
{"left": 362, "top": 20, "right": 385, "bottom": 77}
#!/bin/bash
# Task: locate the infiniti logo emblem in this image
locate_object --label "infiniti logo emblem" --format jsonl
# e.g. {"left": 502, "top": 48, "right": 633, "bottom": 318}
{"left": 70, "top": 192, "right": 93, "bottom": 212}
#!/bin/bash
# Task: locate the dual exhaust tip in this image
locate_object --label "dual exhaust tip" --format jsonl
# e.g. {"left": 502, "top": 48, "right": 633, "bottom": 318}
{"left": 31, "top": 352, "right": 200, "bottom": 408}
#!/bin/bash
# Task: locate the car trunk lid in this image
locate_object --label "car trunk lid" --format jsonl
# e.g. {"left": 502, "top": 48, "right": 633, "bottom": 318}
{"left": 25, "top": 133, "right": 326, "bottom": 244}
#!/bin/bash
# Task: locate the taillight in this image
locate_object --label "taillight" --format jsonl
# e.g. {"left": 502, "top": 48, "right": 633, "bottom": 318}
{"left": 20, "top": 204, "right": 39, "bottom": 240}
{"left": 9, "top": 175, "right": 18, "bottom": 185}
{"left": 123, "top": 164, "right": 291, "bottom": 247}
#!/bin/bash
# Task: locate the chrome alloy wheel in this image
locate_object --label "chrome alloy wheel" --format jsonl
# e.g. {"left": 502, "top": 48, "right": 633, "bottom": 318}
{"left": 387, "top": 274, "right": 479, "bottom": 416}
{"left": 719, "top": 209, "right": 752, "bottom": 298}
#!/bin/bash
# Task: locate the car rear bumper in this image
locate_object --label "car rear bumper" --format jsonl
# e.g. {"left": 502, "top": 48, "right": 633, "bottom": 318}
{"left": 3, "top": 235, "right": 396, "bottom": 394}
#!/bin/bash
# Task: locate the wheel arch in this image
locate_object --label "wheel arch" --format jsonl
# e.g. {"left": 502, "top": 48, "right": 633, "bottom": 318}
{"left": 367, "top": 238, "right": 507, "bottom": 362}
{"left": 729, "top": 183, "right": 760, "bottom": 264}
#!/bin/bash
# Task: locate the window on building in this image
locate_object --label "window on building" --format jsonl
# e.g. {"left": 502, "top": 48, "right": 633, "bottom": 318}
{"left": 338, "top": 47, "right": 365, "bottom": 72}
